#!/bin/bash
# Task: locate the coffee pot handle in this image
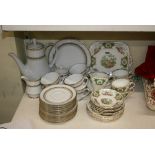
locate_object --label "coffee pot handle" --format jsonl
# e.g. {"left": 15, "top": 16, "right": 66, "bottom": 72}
{"left": 44, "top": 43, "right": 55, "bottom": 61}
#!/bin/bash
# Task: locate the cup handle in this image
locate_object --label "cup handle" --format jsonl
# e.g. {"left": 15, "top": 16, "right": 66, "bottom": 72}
{"left": 129, "top": 81, "right": 135, "bottom": 92}
{"left": 83, "top": 77, "right": 89, "bottom": 86}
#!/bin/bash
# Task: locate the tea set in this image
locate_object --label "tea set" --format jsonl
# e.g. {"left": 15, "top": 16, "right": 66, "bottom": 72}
{"left": 9, "top": 39, "right": 135, "bottom": 122}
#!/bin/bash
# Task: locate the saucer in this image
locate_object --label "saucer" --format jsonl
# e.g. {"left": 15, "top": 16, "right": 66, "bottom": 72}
{"left": 86, "top": 102, "right": 124, "bottom": 122}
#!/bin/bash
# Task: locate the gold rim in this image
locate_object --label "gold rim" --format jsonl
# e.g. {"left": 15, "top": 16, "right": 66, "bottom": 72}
{"left": 40, "top": 85, "right": 76, "bottom": 106}
{"left": 39, "top": 106, "right": 77, "bottom": 123}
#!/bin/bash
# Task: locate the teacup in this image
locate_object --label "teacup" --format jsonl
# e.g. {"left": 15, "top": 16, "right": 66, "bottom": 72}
{"left": 75, "top": 78, "right": 88, "bottom": 93}
{"left": 111, "top": 78, "right": 135, "bottom": 98}
{"left": 69, "top": 63, "right": 87, "bottom": 74}
{"left": 64, "top": 74, "right": 88, "bottom": 88}
{"left": 89, "top": 72, "right": 109, "bottom": 91}
{"left": 112, "top": 69, "right": 129, "bottom": 79}
{"left": 41, "top": 72, "right": 59, "bottom": 88}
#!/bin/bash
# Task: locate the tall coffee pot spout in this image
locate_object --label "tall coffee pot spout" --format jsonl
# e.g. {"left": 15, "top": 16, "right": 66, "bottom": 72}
{"left": 8, "top": 52, "right": 38, "bottom": 80}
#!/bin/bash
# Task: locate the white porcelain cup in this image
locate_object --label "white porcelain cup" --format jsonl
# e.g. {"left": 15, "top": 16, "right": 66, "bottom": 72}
{"left": 90, "top": 72, "right": 109, "bottom": 91}
{"left": 41, "top": 72, "right": 59, "bottom": 87}
{"left": 64, "top": 74, "right": 88, "bottom": 88}
{"left": 112, "top": 69, "right": 129, "bottom": 79}
{"left": 111, "top": 78, "right": 135, "bottom": 98}
{"left": 69, "top": 63, "right": 87, "bottom": 74}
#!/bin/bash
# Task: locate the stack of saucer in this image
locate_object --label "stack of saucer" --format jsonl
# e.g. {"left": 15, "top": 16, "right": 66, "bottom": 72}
{"left": 64, "top": 74, "right": 90, "bottom": 100}
{"left": 39, "top": 85, "right": 77, "bottom": 123}
{"left": 87, "top": 89, "right": 125, "bottom": 122}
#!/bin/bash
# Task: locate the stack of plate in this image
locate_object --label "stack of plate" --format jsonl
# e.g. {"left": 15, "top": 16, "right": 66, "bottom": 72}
{"left": 86, "top": 89, "right": 125, "bottom": 122}
{"left": 39, "top": 85, "right": 77, "bottom": 123}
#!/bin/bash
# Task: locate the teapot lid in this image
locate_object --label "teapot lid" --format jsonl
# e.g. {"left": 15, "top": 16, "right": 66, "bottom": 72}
{"left": 27, "top": 39, "right": 44, "bottom": 50}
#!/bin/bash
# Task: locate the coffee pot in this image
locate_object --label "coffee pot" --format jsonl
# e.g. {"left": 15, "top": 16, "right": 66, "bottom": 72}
{"left": 9, "top": 39, "right": 52, "bottom": 81}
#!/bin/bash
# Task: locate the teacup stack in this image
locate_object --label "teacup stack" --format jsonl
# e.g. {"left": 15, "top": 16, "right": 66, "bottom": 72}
{"left": 64, "top": 74, "right": 89, "bottom": 97}
{"left": 87, "top": 89, "right": 125, "bottom": 122}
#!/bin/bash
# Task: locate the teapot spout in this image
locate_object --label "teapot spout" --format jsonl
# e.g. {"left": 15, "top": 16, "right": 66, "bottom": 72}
{"left": 8, "top": 52, "right": 38, "bottom": 80}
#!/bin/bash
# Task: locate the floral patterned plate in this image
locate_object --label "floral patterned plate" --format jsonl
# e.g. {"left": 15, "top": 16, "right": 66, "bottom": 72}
{"left": 89, "top": 41, "right": 132, "bottom": 74}
{"left": 86, "top": 102, "right": 124, "bottom": 122}
{"left": 91, "top": 89, "right": 124, "bottom": 109}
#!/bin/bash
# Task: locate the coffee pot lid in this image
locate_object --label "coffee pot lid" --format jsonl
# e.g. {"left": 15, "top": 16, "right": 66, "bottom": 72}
{"left": 27, "top": 39, "right": 44, "bottom": 50}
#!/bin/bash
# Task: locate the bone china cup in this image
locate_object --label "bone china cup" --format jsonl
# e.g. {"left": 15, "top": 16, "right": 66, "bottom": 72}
{"left": 64, "top": 74, "right": 88, "bottom": 88}
{"left": 41, "top": 72, "right": 59, "bottom": 87}
{"left": 111, "top": 78, "right": 135, "bottom": 98}
{"left": 112, "top": 69, "right": 129, "bottom": 79}
{"left": 90, "top": 72, "right": 109, "bottom": 91}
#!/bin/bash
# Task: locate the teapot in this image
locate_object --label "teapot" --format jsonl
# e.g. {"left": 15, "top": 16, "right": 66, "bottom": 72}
{"left": 9, "top": 39, "right": 53, "bottom": 81}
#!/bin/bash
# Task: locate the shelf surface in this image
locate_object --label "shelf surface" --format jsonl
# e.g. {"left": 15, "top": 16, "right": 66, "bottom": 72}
{"left": 2, "top": 25, "right": 155, "bottom": 32}
{"left": 1, "top": 90, "right": 155, "bottom": 129}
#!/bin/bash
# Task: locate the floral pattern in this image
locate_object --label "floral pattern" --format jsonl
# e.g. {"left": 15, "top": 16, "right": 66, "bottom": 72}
{"left": 121, "top": 56, "right": 128, "bottom": 68}
{"left": 90, "top": 42, "right": 131, "bottom": 73}
{"left": 94, "top": 46, "right": 101, "bottom": 54}
{"left": 101, "top": 53, "right": 116, "bottom": 68}
{"left": 101, "top": 98, "right": 112, "bottom": 105}
{"left": 91, "top": 56, "right": 96, "bottom": 66}
{"left": 115, "top": 93, "right": 123, "bottom": 100}
{"left": 94, "top": 78, "right": 106, "bottom": 85}
{"left": 116, "top": 46, "right": 125, "bottom": 55}
{"left": 92, "top": 91, "right": 100, "bottom": 97}
{"left": 102, "top": 43, "right": 114, "bottom": 49}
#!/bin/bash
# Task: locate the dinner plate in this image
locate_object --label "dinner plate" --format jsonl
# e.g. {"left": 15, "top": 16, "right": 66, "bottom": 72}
{"left": 49, "top": 39, "right": 91, "bottom": 69}
{"left": 89, "top": 41, "right": 132, "bottom": 73}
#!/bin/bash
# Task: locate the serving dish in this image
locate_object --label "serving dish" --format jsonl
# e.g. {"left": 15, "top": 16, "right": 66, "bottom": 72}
{"left": 89, "top": 41, "right": 132, "bottom": 74}
{"left": 49, "top": 39, "right": 91, "bottom": 70}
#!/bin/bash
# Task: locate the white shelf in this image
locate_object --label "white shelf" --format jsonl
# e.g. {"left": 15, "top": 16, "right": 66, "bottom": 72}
{"left": 1, "top": 90, "right": 155, "bottom": 129}
{"left": 2, "top": 25, "right": 155, "bottom": 32}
